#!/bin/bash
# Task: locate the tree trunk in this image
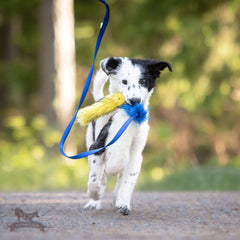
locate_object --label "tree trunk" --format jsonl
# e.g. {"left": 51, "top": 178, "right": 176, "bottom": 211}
{"left": 39, "top": 0, "right": 56, "bottom": 124}
{"left": 0, "top": 16, "right": 20, "bottom": 60}
{"left": 39, "top": 0, "right": 76, "bottom": 127}
{"left": 53, "top": 0, "right": 76, "bottom": 127}
{"left": 0, "top": 16, "right": 21, "bottom": 105}
{"left": 39, "top": 0, "right": 76, "bottom": 157}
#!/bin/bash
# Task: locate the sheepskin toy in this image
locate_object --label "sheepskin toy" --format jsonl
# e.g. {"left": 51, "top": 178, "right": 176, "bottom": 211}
{"left": 77, "top": 92, "right": 125, "bottom": 126}
{"left": 77, "top": 92, "right": 148, "bottom": 126}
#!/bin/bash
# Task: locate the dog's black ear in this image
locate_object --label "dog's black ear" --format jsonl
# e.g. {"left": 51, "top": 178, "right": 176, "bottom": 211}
{"left": 147, "top": 60, "right": 172, "bottom": 79}
{"left": 100, "top": 57, "right": 122, "bottom": 75}
{"left": 155, "top": 61, "right": 172, "bottom": 72}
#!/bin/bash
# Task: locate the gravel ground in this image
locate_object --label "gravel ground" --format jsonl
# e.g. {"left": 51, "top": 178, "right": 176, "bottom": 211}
{"left": 0, "top": 192, "right": 240, "bottom": 240}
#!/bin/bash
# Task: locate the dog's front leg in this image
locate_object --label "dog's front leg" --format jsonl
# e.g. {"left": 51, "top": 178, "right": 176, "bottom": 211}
{"left": 115, "top": 151, "right": 143, "bottom": 215}
{"left": 84, "top": 117, "right": 111, "bottom": 210}
{"left": 115, "top": 124, "right": 149, "bottom": 215}
{"left": 84, "top": 154, "right": 106, "bottom": 210}
{"left": 88, "top": 154, "right": 106, "bottom": 200}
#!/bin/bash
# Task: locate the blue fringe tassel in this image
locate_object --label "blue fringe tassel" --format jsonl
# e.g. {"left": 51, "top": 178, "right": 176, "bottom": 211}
{"left": 121, "top": 103, "right": 149, "bottom": 125}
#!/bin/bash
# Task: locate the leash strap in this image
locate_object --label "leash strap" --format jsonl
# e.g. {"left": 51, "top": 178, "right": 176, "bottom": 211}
{"left": 59, "top": 0, "right": 137, "bottom": 159}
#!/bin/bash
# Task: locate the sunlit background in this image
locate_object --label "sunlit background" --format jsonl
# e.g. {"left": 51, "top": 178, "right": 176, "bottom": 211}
{"left": 0, "top": 0, "right": 240, "bottom": 191}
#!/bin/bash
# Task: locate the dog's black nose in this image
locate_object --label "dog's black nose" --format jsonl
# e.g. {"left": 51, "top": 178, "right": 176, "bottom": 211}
{"left": 129, "top": 98, "right": 141, "bottom": 105}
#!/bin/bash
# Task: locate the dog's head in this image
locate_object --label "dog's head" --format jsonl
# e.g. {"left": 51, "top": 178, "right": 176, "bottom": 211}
{"left": 100, "top": 57, "right": 172, "bottom": 106}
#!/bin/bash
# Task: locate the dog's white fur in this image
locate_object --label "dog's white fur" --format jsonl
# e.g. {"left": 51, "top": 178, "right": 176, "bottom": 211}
{"left": 83, "top": 57, "right": 171, "bottom": 214}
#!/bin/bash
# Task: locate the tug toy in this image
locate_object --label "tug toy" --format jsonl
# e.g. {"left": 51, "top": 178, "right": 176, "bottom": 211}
{"left": 77, "top": 92, "right": 125, "bottom": 126}
{"left": 77, "top": 92, "right": 148, "bottom": 126}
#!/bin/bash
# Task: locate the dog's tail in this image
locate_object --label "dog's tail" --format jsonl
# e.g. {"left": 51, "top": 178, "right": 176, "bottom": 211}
{"left": 92, "top": 69, "right": 108, "bottom": 102}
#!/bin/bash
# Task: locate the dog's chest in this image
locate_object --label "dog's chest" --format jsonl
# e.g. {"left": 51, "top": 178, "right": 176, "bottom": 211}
{"left": 104, "top": 108, "right": 149, "bottom": 175}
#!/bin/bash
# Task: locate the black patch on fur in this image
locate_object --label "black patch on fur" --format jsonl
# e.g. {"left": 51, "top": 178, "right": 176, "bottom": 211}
{"left": 102, "top": 57, "right": 122, "bottom": 75}
{"left": 129, "top": 172, "right": 136, "bottom": 176}
{"left": 91, "top": 173, "right": 97, "bottom": 178}
{"left": 119, "top": 206, "right": 131, "bottom": 215}
{"left": 89, "top": 117, "right": 113, "bottom": 155}
{"left": 130, "top": 58, "right": 172, "bottom": 91}
{"left": 92, "top": 121, "right": 96, "bottom": 142}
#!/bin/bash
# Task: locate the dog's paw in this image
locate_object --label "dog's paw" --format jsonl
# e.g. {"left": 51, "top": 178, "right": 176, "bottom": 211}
{"left": 83, "top": 199, "right": 102, "bottom": 210}
{"left": 115, "top": 205, "right": 131, "bottom": 215}
{"left": 115, "top": 200, "right": 131, "bottom": 215}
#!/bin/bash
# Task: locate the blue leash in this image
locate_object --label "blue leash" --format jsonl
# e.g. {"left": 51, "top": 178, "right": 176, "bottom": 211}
{"left": 59, "top": 0, "right": 146, "bottom": 159}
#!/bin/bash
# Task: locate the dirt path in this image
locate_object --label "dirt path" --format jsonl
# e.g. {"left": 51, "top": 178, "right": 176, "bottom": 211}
{"left": 0, "top": 192, "right": 240, "bottom": 239}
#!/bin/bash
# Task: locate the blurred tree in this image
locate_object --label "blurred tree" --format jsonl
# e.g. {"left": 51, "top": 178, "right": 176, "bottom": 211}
{"left": 0, "top": 16, "right": 20, "bottom": 105}
{"left": 39, "top": 0, "right": 56, "bottom": 124}
{"left": 0, "top": 16, "right": 20, "bottom": 60}
{"left": 53, "top": 0, "right": 76, "bottom": 127}
{"left": 0, "top": 0, "right": 240, "bottom": 169}
{"left": 39, "top": 0, "right": 76, "bottom": 127}
{"left": 0, "top": 0, "right": 39, "bottom": 109}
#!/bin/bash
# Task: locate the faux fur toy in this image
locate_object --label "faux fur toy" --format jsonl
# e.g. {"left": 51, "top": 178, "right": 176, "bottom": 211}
{"left": 77, "top": 92, "right": 125, "bottom": 126}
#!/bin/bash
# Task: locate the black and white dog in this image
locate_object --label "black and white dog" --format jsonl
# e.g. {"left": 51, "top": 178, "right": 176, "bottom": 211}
{"left": 84, "top": 57, "right": 172, "bottom": 215}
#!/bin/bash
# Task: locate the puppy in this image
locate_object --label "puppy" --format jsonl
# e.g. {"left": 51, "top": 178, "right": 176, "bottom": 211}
{"left": 84, "top": 57, "right": 172, "bottom": 215}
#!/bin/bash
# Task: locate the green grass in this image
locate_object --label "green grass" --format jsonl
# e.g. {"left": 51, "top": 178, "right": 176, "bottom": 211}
{"left": 1, "top": 159, "right": 240, "bottom": 191}
{"left": 1, "top": 112, "right": 240, "bottom": 192}
{"left": 137, "top": 166, "right": 240, "bottom": 191}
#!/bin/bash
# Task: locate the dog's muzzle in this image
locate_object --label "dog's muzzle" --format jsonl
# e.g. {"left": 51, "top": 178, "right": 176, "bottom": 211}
{"left": 129, "top": 98, "right": 141, "bottom": 106}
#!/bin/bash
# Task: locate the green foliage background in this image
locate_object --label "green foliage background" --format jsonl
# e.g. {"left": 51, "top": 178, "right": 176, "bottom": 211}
{"left": 0, "top": 0, "right": 240, "bottom": 191}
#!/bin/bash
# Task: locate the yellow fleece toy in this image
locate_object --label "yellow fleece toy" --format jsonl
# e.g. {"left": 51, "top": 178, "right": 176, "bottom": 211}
{"left": 77, "top": 92, "right": 125, "bottom": 126}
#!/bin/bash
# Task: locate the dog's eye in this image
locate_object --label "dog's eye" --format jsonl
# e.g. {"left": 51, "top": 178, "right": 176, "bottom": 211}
{"left": 139, "top": 79, "right": 147, "bottom": 85}
{"left": 122, "top": 80, "right": 128, "bottom": 85}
